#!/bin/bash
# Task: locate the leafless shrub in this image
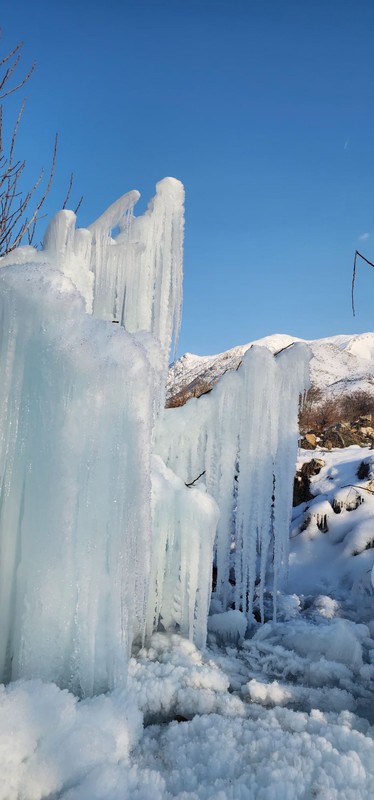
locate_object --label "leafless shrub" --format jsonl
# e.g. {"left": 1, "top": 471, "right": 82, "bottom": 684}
{"left": 299, "top": 386, "right": 337, "bottom": 431}
{"left": 0, "top": 38, "right": 82, "bottom": 257}
{"left": 340, "top": 391, "right": 374, "bottom": 422}
{"left": 300, "top": 386, "right": 374, "bottom": 433}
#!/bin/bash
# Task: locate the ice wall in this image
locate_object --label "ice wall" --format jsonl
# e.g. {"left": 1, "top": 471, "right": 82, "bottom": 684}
{"left": 0, "top": 176, "right": 310, "bottom": 697}
{"left": 0, "top": 264, "right": 155, "bottom": 694}
{"left": 0, "top": 180, "right": 218, "bottom": 693}
{"left": 156, "top": 344, "right": 310, "bottom": 620}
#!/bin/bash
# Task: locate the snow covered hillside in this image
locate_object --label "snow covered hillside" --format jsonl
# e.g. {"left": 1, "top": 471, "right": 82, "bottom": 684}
{"left": 168, "top": 332, "right": 374, "bottom": 406}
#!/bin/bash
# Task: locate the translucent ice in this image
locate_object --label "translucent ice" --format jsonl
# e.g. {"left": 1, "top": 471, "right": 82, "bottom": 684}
{"left": 148, "top": 456, "right": 219, "bottom": 649}
{"left": 156, "top": 343, "right": 310, "bottom": 620}
{"left": 0, "top": 177, "right": 309, "bottom": 698}
{"left": 0, "top": 263, "right": 154, "bottom": 694}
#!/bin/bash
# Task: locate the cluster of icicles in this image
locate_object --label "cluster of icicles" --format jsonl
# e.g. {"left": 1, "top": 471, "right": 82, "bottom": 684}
{"left": 0, "top": 179, "right": 309, "bottom": 695}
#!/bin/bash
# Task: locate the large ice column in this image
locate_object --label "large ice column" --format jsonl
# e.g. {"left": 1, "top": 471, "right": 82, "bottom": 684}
{"left": 147, "top": 456, "right": 219, "bottom": 649}
{"left": 0, "top": 263, "right": 154, "bottom": 695}
{"left": 43, "top": 209, "right": 94, "bottom": 311}
{"left": 89, "top": 178, "right": 184, "bottom": 403}
{"left": 9, "top": 179, "right": 184, "bottom": 408}
{"left": 0, "top": 210, "right": 94, "bottom": 312}
{"left": 155, "top": 344, "right": 310, "bottom": 619}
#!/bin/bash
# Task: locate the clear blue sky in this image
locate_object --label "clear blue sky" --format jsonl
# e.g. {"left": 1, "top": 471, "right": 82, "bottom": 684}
{"left": 2, "top": 0, "right": 374, "bottom": 356}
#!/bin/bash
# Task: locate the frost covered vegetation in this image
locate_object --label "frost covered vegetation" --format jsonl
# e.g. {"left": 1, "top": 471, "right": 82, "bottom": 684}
{"left": 0, "top": 182, "right": 374, "bottom": 798}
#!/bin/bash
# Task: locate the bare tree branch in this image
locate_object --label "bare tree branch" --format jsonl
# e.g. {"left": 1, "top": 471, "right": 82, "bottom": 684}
{"left": 0, "top": 40, "right": 59, "bottom": 255}
{"left": 185, "top": 471, "right": 206, "bottom": 488}
{"left": 74, "top": 195, "right": 83, "bottom": 215}
{"left": 0, "top": 41, "right": 35, "bottom": 100}
{"left": 0, "top": 38, "right": 82, "bottom": 256}
{"left": 352, "top": 249, "right": 374, "bottom": 316}
{"left": 62, "top": 172, "right": 74, "bottom": 209}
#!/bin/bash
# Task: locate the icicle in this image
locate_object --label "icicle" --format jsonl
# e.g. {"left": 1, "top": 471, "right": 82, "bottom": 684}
{"left": 155, "top": 343, "right": 310, "bottom": 621}
{"left": 43, "top": 210, "right": 94, "bottom": 312}
{"left": 88, "top": 178, "right": 184, "bottom": 410}
{"left": 147, "top": 456, "right": 219, "bottom": 649}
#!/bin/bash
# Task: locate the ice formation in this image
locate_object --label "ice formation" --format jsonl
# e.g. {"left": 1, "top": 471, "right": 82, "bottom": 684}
{"left": 156, "top": 343, "right": 310, "bottom": 620}
{"left": 148, "top": 456, "right": 219, "bottom": 649}
{"left": 0, "top": 177, "right": 309, "bottom": 695}
{"left": 0, "top": 179, "right": 187, "bottom": 694}
{"left": 87, "top": 178, "right": 184, "bottom": 408}
{"left": 0, "top": 264, "right": 155, "bottom": 695}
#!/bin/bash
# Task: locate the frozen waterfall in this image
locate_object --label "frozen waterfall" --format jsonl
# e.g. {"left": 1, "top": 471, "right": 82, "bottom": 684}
{"left": 0, "top": 264, "right": 155, "bottom": 694}
{"left": 0, "top": 178, "right": 309, "bottom": 695}
{"left": 156, "top": 343, "right": 310, "bottom": 621}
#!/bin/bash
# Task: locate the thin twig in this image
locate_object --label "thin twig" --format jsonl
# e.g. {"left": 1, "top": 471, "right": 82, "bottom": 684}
{"left": 0, "top": 61, "right": 35, "bottom": 100}
{"left": 74, "top": 195, "right": 83, "bottom": 215}
{"left": 341, "top": 483, "right": 374, "bottom": 495}
{"left": 62, "top": 172, "right": 73, "bottom": 209}
{"left": 352, "top": 250, "right": 374, "bottom": 316}
{"left": 0, "top": 41, "right": 23, "bottom": 69}
{"left": 5, "top": 133, "right": 57, "bottom": 252}
{"left": 185, "top": 471, "right": 206, "bottom": 488}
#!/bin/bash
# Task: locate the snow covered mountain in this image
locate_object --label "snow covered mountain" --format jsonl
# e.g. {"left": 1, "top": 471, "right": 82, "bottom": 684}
{"left": 168, "top": 332, "right": 374, "bottom": 406}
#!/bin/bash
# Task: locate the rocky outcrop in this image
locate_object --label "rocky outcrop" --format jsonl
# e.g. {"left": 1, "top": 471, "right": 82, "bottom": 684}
{"left": 293, "top": 458, "right": 325, "bottom": 506}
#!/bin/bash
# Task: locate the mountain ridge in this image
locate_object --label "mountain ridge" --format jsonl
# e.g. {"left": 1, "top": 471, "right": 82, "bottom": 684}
{"left": 167, "top": 332, "right": 374, "bottom": 407}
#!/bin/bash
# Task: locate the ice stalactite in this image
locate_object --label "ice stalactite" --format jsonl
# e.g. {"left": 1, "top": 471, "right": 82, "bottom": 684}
{"left": 30, "top": 176, "right": 184, "bottom": 407}
{"left": 155, "top": 344, "right": 310, "bottom": 620}
{"left": 147, "top": 456, "right": 219, "bottom": 649}
{"left": 88, "top": 178, "right": 184, "bottom": 409}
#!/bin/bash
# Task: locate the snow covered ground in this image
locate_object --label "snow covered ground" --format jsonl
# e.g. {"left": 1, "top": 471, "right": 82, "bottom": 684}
{"left": 2, "top": 628, "right": 374, "bottom": 799}
{"left": 1, "top": 445, "right": 374, "bottom": 799}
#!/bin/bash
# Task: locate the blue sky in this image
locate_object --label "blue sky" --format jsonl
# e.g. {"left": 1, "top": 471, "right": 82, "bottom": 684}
{"left": 2, "top": 0, "right": 374, "bottom": 355}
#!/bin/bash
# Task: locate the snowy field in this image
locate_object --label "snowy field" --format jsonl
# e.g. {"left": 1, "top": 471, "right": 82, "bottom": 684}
{"left": 1, "top": 625, "right": 374, "bottom": 798}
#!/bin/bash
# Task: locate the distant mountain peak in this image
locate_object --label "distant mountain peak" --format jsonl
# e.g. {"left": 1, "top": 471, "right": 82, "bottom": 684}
{"left": 167, "top": 332, "right": 374, "bottom": 407}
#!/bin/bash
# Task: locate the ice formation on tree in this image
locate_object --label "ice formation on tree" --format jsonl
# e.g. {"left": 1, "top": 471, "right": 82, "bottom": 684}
{"left": 0, "top": 177, "right": 309, "bottom": 696}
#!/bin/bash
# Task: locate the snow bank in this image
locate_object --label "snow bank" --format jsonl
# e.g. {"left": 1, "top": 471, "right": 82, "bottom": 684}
{"left": 2, "top": 633, "right": 374, "bottom": 799}
{"left": 289, "top": 447, "right": 374, "bottom": 600}
{"left": 0, "top": 680, "right": 142, "bottom": 800}
{"left": 129, "top": 633, "right": 245, "bottom": 723}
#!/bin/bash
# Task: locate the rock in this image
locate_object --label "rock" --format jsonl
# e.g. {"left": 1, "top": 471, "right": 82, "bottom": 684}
{"left": 302, "top": 433, "right": 317, "bottom": 448}
{"left": 293, "top": 458, "right": 325, "bottom": 506}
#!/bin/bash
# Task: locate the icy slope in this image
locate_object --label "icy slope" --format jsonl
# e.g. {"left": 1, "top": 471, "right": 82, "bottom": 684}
{"left": 168, "top": 332, "right": 374, "bottom": 404}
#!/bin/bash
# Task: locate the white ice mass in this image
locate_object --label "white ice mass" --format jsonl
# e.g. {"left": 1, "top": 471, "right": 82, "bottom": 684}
{"left": 0, "top": 178, "right": 309, "bottom": 694}
{"left": 1, "top": 179, "right": 373, "bottom": 799}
